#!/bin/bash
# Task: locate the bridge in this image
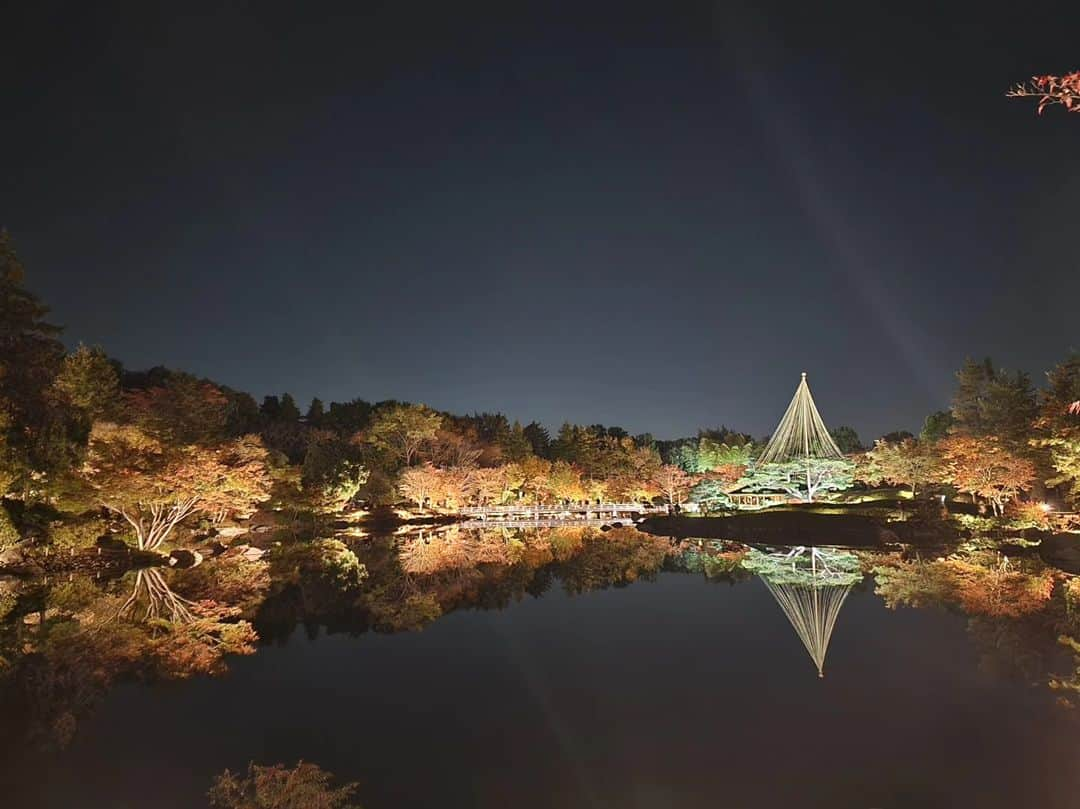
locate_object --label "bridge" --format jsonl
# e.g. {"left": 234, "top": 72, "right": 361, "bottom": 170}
{"left": 458, "top": 502, "right": 659, "bottom": 522}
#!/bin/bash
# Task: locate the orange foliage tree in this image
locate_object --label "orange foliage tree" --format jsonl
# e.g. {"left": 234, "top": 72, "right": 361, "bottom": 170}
{"left": 84, "top": 423, "right": 272, "bottom": 550}
{"left": 1008, "top": 72, "right": 1080, "bottom": 114}
{"left": 651, "top": 464, "right": 693, "bottom": 505}
{"left": 939, "top": 434, "right": 1036, "bottom": 515}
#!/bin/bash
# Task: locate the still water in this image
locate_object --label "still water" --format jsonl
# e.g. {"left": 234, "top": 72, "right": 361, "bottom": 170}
{"left": 2, "top": 528, "right": 1079, "bottom": 808}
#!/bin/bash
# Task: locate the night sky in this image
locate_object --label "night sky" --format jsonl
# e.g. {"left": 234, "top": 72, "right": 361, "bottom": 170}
{"left": 4, "top": 2, "right": 1078, "bottom": 442}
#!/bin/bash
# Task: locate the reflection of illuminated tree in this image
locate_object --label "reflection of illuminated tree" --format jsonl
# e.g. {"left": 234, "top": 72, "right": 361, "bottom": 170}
{"left": 743, "top": 547, "right": 861, "bottom": 677}
{"left": 118, "top": 567, "right": 197, "bottom": 623}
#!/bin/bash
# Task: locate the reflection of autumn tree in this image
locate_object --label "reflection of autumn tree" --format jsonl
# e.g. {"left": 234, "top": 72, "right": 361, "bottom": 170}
{"left": 874, "top": 553, "right": 1054, "bottom": 618}
{"left": 554, "top": 528, "right": 672, "bottom": 595}
{"left": 4, "top": 560, "right": 264, "bottom": 750}
{"left": 209, "top": 760, "right": 360, "bottom": 809}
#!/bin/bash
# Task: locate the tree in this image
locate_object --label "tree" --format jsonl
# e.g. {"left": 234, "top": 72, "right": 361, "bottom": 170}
{"left": 651, "top": 464, "right": 692, "bottom": 505}
{"left": 52, "top": 345, "right": 119, "bottom": 420}
{"left": 84, "top": 424, "right": 272, "bottom": 549}
{"left": 208, "top": 761, "right": 361, "bottom": 809}
{"left": 260, "top": 395, "right": 281, "bottom": 420}
{"left": 301, "top": 434, "right": 368, "bottom": 512}
{"left": 829, "top": 425, "right": 863, "bottom": 454}
{"left": 279, "top": 393, "right": 301, "bottom": 422}
{"left": 1008, "top": 72, "right": 1080, "bottom": 114}
{"left": 862, "top": 438, "right": 943, "bottom": 498}
{"left": 522, "top": 421, "right": 551, "bottom": 458}
{"left": 951, "top": 358, "right": 1036, "bottom": 447}
{"left": 939, "top": 434, "right": 1036, "bottom": 516}
{"left": 547, "top": 461, "right": 586, "bottom": 501}
{"left": 365, "top": 404, "right": 441, "bottom": 468}
{"left": 920, "top": 410, "right": 953, "bottom": 443}
{"left": 744, "top": 459, "right": 854, "bottom": 502}
{"left": 126, "top": 374, "right": 230, "bottom": 445}
{"left": 397, "top": 463, "right": 442, "bottom": 510}
{"left": 0, "top": 229, "right": 81, "bottom": 491}
{"left": 305, "top": 397, "right": 325, "bottom": 425}
{"left": 688, "top": 478, "right": 734, "bottom": 514}
{"left": 1032, "top": 354, "right": 1080, "bottom": 504}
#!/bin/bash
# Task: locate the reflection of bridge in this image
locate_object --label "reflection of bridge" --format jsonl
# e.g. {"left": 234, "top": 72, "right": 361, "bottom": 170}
{"left": 459, "top": 503, "right": 657, "bottom": 521}
{"left": 461, "top": 517, "right": 627, "bottom": 530}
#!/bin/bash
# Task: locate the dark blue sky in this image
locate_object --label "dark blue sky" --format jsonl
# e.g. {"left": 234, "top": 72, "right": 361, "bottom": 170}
{"left": 3, "top": 1, "right": 1078, "bottom": 441}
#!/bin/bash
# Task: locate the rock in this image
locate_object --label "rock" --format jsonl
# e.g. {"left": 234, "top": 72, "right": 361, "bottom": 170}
{"left": 96, "top": 535, "right": 129, "bottom": 553}
{"left": 0, "top": 546, "right": 27, "bottom": 568}
{"left": 205, "top": 540, "right": 228, "bottom": 557}
{"left": 1039, "top": 533, "right": 1080, "bottom": 574}
{"left": 240, "top": 546, "right": 265, "bottom": 562}
{"left": 216, "top": 526, "right": 249, "bottom": 539}
{"left": 168, "top": 549, "right": 202, "bottom": 568}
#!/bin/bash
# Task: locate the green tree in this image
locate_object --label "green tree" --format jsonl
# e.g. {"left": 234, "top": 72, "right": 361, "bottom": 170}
{"left": 1032, "top": 354, "right": 1080, "bottom": 504}
{"left": 920, "top": 410, "right": 953, "bottom": 443}
{"left": 952, "top": 358, "right": 1036, "bottom": 447}
{"left": 305, "top": 397, "right": 325, "bottom": 425}
{"left": 279, "top": 393, "right": 301, "bottom": 422}
{"left": 828, "top": 425, "right": 863, "bottom": 454}
{"left": 365, "top": 403, "right": 441, "bottom": 468}
{"left": 861, "top": 438, "right": 943, "bottom": 497}
{"left": 522, "top": 421, "right": 551, "bottom": 458}
{"left": 52, "top": 344, "right": 118, "bottom": 420}
{"left": 0, "top": 229, "right": 82, "bottom": 491}
{"left": 301, "top": 435, "right": 368, "bottom": 512}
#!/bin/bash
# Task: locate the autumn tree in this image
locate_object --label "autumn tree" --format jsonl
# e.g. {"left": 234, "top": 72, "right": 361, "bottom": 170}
{"left": 365, "top": 404, "right": 442, "bottom": 468}
{"left": 397, "top": 463, "right": 443, "bottom": 510}
{"left": 1008, "top": 71, "right": 1080, "bottom": 114}
{"left": 208, "top": 761, "right": 361, "bottom": 809}
{"left": 861, "top": 438, "right": 943, "bottom": 497}
{"left": 547, "top": 461, "right": 586, "bottom": 501}
{"left": 84, "top": 424, "right": 272, "bottom": 550}
{"left": 651, "top": 464, "right": 693, "bottom": 505}
{"left": 939, "top": 434, "right": 1036, "bottom": 515}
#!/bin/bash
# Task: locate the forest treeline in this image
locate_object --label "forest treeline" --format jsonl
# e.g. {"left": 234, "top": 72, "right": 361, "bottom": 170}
{"left": 2, "top": 229, "right": 1079, "bottom": 555}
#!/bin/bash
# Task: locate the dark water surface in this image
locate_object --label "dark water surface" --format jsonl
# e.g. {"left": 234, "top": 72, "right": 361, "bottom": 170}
{"left": 4, "top": 549, "right": 1079, "bottom": 809}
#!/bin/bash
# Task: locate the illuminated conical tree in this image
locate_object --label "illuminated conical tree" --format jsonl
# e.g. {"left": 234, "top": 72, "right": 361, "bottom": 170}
{"left": 758, "top": 373, "right": 844, "bottom": 465}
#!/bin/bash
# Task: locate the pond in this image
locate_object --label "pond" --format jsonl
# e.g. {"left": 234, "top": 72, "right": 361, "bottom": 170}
{"left": 1, "top": 526, "right": 1079, "bottom": 808}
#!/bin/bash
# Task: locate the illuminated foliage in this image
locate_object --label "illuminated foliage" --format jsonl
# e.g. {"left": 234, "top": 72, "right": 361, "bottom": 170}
{"left": 860, "top": 438, "right": 943, "bottom": 497}
{"left": 739, "top": 458, "right": 854, "bottom": 502}
{"left": 651, "top": 464, "right": 693, "bottom": 505}
{"left": 939, "top": 434, "right": 1036, "bottom": 515}
{"left": 1008, "top": 71, "right": 1080, "bottom": 114}
{"left": 208, "top": 761, "right": 361, "bottom": 809}
{"left": 85, "top": 424, "right": 272, "bottom": 549}
{"left": 365, "top": 403, "right": 442, "bottom": 468}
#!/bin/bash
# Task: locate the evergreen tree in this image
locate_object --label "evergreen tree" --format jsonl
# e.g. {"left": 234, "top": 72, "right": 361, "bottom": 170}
{"left": 306, "top": 397, "right": 325, "bottom": 424}
{"left": 279, "top": 393, "right": 301, "bottom": 421}
{"left": 260, "top": 395, "right": 281, "bottom": 420}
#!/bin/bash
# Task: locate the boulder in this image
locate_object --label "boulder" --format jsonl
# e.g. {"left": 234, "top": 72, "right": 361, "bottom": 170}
{"left": 0, "top": 545, "right": 28, "bottom": 569}
{"left": 1039, "top": 533, "right": 1080, "bottom": 574}
{"left": 168, "top": 549, "right": 203, "bottom": 568}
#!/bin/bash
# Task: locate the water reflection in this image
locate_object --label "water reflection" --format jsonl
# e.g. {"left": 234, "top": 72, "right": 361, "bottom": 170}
{"left": 743, "top": 546, "right": 861, "bottom": 678}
